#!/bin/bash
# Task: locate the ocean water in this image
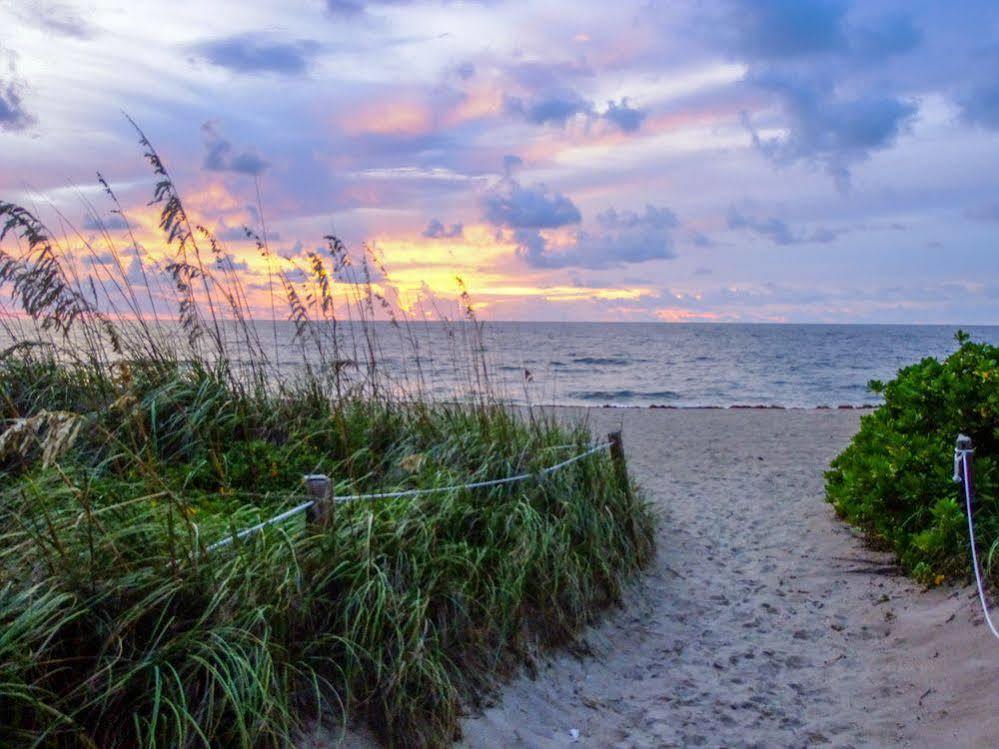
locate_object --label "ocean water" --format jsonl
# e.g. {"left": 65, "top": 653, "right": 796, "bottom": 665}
{"left": 6, "top": 321, "right": 998, "bottom": 408}
{"left": 385, "top": 322, "right": 999, "bottom": 408}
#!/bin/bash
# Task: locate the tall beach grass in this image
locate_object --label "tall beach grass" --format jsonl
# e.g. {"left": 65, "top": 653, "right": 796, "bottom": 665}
{"left": 0, "top": 123, "right": 656, "bottom": 747}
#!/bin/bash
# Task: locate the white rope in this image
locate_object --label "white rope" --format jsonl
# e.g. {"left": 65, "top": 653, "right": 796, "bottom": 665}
{"left": 958, "top": 449, "right": 999, "bottom": 641}
{"left": 206, "top": 500, "right": 316, "bottom": 552}
{"left": 205, "top": 441, "right": 612, "bottom": 553}
{"left": 333, "top": 440, "right": 612, "bottom": 502}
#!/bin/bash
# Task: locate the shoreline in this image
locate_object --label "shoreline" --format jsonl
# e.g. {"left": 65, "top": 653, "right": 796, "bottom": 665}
{"left": 526, "top": 402, "right": 880, "bottom": 411}
{"left": 589, "top": 403, "right": 879, "bottom": 410}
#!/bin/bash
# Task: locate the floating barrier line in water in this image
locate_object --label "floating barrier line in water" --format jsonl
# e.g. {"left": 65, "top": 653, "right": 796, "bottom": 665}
{"left": 955, "top": 435, "right": 999, "bottom": 641}
{"left": 206, "top": 440, "right": 613, "bottom": 553}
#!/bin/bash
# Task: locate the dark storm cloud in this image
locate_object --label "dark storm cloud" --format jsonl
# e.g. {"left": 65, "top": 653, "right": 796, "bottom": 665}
{"left": 193, "top": 33, "right": 320, "bottom": 75}
{"left": 422, "top": 219, "right": 463, "bottom": 238}
{"left": 515, "top": 205, "right": 678, "bottom": 270}
{"left": 482, "top": 176, "right": 581, "bottom": 229}
{"left": 201, "top": 121, "right": 269, "bottom": 176}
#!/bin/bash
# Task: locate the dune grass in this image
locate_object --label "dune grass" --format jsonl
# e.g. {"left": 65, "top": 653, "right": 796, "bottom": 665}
{"left": 0, "top": 124, "right": 656, "bottom": 747}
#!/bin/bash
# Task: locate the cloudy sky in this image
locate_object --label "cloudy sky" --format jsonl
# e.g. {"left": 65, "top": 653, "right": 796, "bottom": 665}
{"left": 2, "top": 0, "right": 998, "bottom": 323}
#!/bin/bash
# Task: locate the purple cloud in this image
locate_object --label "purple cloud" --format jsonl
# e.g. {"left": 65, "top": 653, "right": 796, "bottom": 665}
{"left": 966, "top": 202, "right": 999, "bottom": 222}
{"left": 601, "top": 98, "right": 647, "bottom": 132}
{"left": 325, "top": 0, "right": 415, "bottom": 15}
{"left": 422, "top": 218, "right": 463, "bottom": 238}
{"left": 960, "top": 80, "right": 999, "bottom": 130}
{"left": 0, "top": 51, "right": 34, "bottom": 132}
{"left": 482, "top": 175, "right": 581, "bottom": 229}
{"left": 82, "top": 213, "right": 129, "bottom": 231}
{"left": 721, "top": 0, "right": 850, "bottom": 61}
{"left": 743, "top": 74, "right": 917, "bottom": 191}
{"left": 201, "top": 121, "right": 269, "bottom": 176}
{"left": 516, "top": 205, "right": 679, "bottom": 269}
{"left": 504, "top": 88, "right": 593, "bottom": 126}
{"left": 727, "top": 206, "right": 842, "bottom": 245}
{"left": 194, "top": 33, "right": 320, "bottom": 75}
{"left": 711, "top": 1, "right": 923, "bottom": 190}
{"left": 15, "top": 2, "right": 95, "bottom": 39}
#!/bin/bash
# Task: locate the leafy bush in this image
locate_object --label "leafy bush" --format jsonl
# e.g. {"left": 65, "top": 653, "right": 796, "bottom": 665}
{"left": 825, "top": 332, "right": 998, "bottom": 584}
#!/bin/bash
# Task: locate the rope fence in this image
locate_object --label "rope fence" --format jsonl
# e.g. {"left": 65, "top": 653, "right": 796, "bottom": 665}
{"left": 206, "top": 428, "right": 997, "bottom": 645}
{"left": 953, "top": 434, "right": 999, "bottom": 641}
{"left": 206, "top": 433, "right": 623, "bottom": 553}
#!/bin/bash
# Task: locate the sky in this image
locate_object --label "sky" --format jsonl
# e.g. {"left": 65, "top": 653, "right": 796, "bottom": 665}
{"left": 1, "top": 0, "right": 998, "bottom": 324}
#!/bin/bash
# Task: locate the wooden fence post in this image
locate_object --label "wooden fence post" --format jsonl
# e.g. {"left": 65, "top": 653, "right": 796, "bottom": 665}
{"left": 607, "top": 430, "right": 632, "bottom": 501}
{"left": 303, "top": 474, "right": 332, "bottom": 528}
{"left": 954, "top": 434, "right": 974, "bottom": 483}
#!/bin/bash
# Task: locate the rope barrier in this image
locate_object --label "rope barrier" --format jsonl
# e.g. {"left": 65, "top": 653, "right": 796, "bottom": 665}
{"left": 206, "top": 440, "right": 612, "bottom": 553}
{"left": 206, "top": 500, "right": 316, "bottom": 552}
{"left": 955, "top": 435, "right": 999, "bottom": 641}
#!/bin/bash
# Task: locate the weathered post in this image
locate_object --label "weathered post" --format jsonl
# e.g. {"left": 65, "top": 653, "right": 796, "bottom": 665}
{"left": 954, "top": 434, "right": 974, "bottom": 484}
{"left": 303, "top": 474, "right": 332, "bottom": 528}
{"left": 607, "top": 430, "right": 632, "bottom": 501}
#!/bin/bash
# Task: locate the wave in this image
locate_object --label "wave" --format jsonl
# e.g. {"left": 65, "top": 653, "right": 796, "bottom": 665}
{"left": 571, "top": 389, "right": 681, "bottom": 401}
{"left": 570, "top": 356, "right": 632, "bottom": 366}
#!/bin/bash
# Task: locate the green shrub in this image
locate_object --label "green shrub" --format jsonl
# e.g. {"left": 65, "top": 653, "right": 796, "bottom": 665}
{"left": 825, "top": 332, "right": 998, "bottom": 584}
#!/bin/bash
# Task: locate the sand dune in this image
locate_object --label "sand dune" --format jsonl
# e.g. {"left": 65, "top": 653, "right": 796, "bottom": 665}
{"left": 459, "top": 409, "right": 998, "bottom": 748}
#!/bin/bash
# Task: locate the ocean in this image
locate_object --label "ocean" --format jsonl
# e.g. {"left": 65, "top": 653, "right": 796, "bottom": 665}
{"left": 6, "top": 321, "right": 998, "bottom": 408}
{"left": 364, "top": 322, "right": 999, "bottom": 408}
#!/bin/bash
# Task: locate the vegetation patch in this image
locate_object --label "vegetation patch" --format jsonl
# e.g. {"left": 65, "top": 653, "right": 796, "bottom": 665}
{"left": 0, "top": 126, "right": 656, "bottom": 748}
{"left": 826, "top": 332, "right": 997, "bottom": 585}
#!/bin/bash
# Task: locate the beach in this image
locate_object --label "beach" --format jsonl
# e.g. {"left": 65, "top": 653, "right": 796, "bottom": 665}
{"left": 454, "top": 408, "right": 998, "bottom": 748}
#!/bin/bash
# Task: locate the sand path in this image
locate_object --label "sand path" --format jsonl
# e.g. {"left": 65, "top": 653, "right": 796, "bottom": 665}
{"left": 459, "top": 409, "right": 998, "bottom": 749}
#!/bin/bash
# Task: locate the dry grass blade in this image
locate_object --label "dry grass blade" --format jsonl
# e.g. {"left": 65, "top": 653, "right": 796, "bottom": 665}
{"left": 0, "top": 410, "right": 84, "bottom": 468}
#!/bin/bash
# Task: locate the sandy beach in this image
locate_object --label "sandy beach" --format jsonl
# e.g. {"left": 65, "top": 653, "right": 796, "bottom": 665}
{"left": 454, "top": 408, "right": 998, "bottom": 749}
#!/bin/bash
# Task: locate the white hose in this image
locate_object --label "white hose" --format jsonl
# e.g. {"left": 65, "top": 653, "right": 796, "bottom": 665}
{"left": 959, "top": 450, "right": 999, "bottom": 641}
